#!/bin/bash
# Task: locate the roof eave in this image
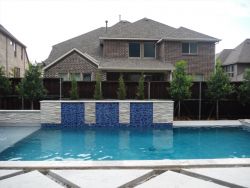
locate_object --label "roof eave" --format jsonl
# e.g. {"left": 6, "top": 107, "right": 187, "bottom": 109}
{"left": 99, "top": 37, "right": 160, "bottom": 41}
{"left": 164, "top": 38, "right": 221, "bottom": 42}
{"left": 98, "top": 67, "right": 174, "bottom": 71}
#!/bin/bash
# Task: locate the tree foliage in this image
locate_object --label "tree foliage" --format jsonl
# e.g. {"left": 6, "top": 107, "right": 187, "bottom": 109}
{"left": 207, "top": 59, "right": 233, "bottom": 119}
{"left": 170, "top": 60, "right": 192, "bottom": 100}
{"left": 94, "top": 72, "right": 103, "bottom": 100}
{"left": 207, "top": 60, "right": 233, "bottom": 101}
{"left": 170, "top": 60, "right": 192, "bottom": 118}
{"left": 117, "top": 74, "right": 126, "bottom": 100}
{"left": 0, "top": 66, "right": 11, "bottom": 96}
{"left": 238, "top": 68, "right": 250, "bottom": 105}
{"left": 136, "top": 73, "right": 145, "bottom": 100}
{"left": 16, "top": 64, "right": 46, "bottom": 109}
{"left": 70, "top": 76, "right": 79, "bottom": 100}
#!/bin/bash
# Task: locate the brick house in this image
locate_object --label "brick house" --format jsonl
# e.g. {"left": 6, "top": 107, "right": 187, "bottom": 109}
{"left": 0, "top": 24, "right": 29, "bottom": 77}
{"left": 43, "top": 18, "right": 219, "bottom": 81}
{"left": 218, "top": 39, "right": 250, "bottom": 81}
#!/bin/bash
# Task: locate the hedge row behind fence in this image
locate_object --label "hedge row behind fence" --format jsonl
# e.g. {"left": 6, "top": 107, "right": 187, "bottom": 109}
{"left": 0, "top": 78, "right": 249, "bottom": 119}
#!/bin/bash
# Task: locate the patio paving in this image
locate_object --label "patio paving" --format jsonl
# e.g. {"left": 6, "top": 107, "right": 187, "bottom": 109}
{"left": 49, "top": 169, "right": 154, "bottom": 188}
{"left": 0, "top": 170, "right": 63, "bottom": 188}
{"left": 0, "top": 167, "right": 249, "bottom": 187}
{"left": 0, "top": 169, "right": 23, "bottom": 180}
{"left": 136, "top": 170, "right": 227, "bottom": 188}
{"left": 183, "top": 167, "right": 250, "bottom": 188}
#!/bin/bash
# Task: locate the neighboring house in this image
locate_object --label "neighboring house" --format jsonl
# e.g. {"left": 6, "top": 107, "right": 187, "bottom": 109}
{"left": 0, "top": 24, "right": 29, "bottom": 77}
{"left": 218, "top": 39, "right": 250, "bottom": 81}
{"left": 43, "top": 18, "right": 219, "bottom": 81}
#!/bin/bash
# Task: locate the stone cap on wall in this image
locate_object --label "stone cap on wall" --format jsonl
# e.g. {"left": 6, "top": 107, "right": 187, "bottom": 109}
{"left": 40, "top": 100, "right": 174, "bottom": 103}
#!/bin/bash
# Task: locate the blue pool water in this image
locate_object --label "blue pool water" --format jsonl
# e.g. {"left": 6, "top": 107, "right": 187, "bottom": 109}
{"left": 0, "top": 126, "right": 250, "bottom": 161}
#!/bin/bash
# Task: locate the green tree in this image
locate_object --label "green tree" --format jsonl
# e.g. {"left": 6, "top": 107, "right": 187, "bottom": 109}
{"left": 238, "top": 68, "right": 250, "bottom": 105}
{"left": 136, "top": 73, "right": 145, "bottom": 100}
{"left": 207, "top": 60, "right": 233, "bottom": 119}
{"left": 16, "top": 64, "right": 46, "bottom": 109}
{"left": 170, "top": 60, "right": 192, "bottom": 119}
{"left": 70, "top": 76, "right": 79, "bottom": 100}
{"left": 0, "top": 66, "right": 11, "bottom": 96}
{"left": 94, "top": 72, "right": 102, "bottom": 100}
{"left": 117, "top": 74, "right": 126, "bottom": 100}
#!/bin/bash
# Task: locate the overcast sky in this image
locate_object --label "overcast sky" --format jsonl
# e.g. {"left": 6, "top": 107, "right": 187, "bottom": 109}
{"left": 0, "top": 0, "right": 250, "bottom": 63}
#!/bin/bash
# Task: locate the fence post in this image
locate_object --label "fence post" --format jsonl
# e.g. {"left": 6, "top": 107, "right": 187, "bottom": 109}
{"left": 148, "top": 82, "right": 151, "bottom": 99}
{"left": 59, "top": 78, "right": 62, "bottom": 100}
{"left": 199, "top": 81, "right": 202, "bottom": 120}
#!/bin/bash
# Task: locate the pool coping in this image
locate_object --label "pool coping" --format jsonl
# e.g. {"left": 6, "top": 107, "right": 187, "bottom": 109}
{"left": 0, "top": 158, "right": 250, "bottom": 170}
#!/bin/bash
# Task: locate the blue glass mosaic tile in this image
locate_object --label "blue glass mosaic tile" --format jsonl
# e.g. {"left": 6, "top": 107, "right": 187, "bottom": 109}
{"left": 130, "top": 103, "right": 153, "bottom": 126}
{"left": 61, "top": 103, "right": 84, "bottom": 127}
{"left": 96, "top": 102, "right": 119, "bottom": 126}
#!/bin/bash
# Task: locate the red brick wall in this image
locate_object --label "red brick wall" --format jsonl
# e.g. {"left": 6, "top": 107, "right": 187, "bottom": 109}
{"left": 44, "top": 51, "right": 99, "bottom": 79}
{"left": 164, "top": 41, "right": 215, "bottom": 79}
{"left": 103, "top": 40, "right": 128, "bottom": 58}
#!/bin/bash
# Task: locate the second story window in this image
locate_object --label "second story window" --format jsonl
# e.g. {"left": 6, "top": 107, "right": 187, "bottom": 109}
{"left": 225, "top": 65, "right": 234, "bottom": 77}
{"left": 182, "top": 42, "right": 197, "bottom": 54}
{"left": 13, "top": 43, "right": 17, "bottom": 57}
{"left": 144, "top": 42, "right": 155, "bottom": 58}
{"left": 129, "top": 42, "right": 140, "bottom": 57}
{"left": 21, "top": 48, "right": 23, "bottom": 60}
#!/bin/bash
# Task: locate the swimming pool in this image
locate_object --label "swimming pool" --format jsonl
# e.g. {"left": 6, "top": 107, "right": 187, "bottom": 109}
{"left": 0, "top": 126, "right": 250, "bottom": 161}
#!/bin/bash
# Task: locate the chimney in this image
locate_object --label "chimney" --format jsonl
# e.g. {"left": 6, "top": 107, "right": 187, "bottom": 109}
{"left": 105, "top": 20, "right": 108, "bottom": 33}
{"left": 119, "top": 15, "right": 121, "bottom": 22}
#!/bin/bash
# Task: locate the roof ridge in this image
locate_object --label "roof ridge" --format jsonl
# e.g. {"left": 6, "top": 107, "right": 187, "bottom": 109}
{"left": 53, "top": 27, "right": 105, "bottom": 47}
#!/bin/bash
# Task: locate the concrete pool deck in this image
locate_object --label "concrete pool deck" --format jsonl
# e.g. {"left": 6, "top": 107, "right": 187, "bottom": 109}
{"left": 0, "top": 164, "right": 250, "bottom": 187}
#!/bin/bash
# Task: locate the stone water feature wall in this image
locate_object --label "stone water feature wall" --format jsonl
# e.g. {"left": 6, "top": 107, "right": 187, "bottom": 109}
{"left": 40, "top": 100, "right": 174, "bottom": 127}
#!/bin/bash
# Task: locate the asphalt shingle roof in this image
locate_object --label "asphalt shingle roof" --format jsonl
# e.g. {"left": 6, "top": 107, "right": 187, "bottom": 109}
{"left": 219, "top": 39, "right": 250, "bottom": 66}
{"left": 99, "top": 58, "right": 174, "bottom": 71}
{"left": 45, "top": 18, "right": 219, "bottom": 70}
{"left": 165, "top": 27, "right": 219, "bottom": 42}
{"left": 100, "top": 18, "right": 176, "bottom": 39}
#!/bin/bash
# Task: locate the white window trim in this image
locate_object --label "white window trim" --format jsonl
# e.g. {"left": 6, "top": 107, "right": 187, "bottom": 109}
{"left": 182, "top": 42, "right": 198, "bottom": 55}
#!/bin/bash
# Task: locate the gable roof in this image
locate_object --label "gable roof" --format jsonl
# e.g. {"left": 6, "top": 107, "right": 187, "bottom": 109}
{"left": 219, "top": 39, "right": 250, "bottom": 66}
{"left": 0, "top": 24, "right": 26, "bottom": 47}
{"left": 44, "top": 18, "right": 219, "bottom": 67}
{"left": 164, "top": 27, "right": 219, "bottom": 42}
{"left": 100, "top": 18, "right": 176, "bottom": 40}
{"left": 43, "top": 48, "right": 98, "bottom": 71}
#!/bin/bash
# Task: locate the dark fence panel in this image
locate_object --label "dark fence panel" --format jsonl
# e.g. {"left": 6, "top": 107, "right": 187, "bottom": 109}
{"left": 150, "top": 82, "right": 170, "bottom": 99}
{"left": 0, "top": 78, "right": 250, "bottom": 119}
{"left": 78, "top": 81, "right": 95, "bottom": 99}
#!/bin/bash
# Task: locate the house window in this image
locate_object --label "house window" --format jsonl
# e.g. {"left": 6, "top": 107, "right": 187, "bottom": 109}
{"left": 13, "top": 43, "right": 17, "bottom": 57}
{"left": 21, "top": 48, "right": 23, "bottom": 60}
{"left": 144, "top": 42, "right": 155, "bottom": 58}
{"left": 70, "top": 73, "right": 81, "bottom": 81}
{"left": 59, "top": 73, "right": 68, "bottom": 81}
{"left": 182, "top": 42, "right": 197, "bottom": 54}
{"left": 225, "top": 65, "right": 234, "bottom": 77}
{"left": 129, "top": 42, "right": 140, "bottom": 57}
{"left": 83, "top": 73, "right": 91, "bottom": 81}
{"left": 13, "top": 67, "right": 20, "bottom": 78}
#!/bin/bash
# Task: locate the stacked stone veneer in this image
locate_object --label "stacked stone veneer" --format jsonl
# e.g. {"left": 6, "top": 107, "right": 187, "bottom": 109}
{"left": 40, "top": 100, "right": 173, "bottom": 127}
{"left": 0, "top": 110, "right": 40, "bottom": 124}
